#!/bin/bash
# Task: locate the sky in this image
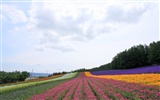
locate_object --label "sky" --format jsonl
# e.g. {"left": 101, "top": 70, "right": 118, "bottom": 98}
{"left": 0, "top": 0, "right": 159, "bottom": 73}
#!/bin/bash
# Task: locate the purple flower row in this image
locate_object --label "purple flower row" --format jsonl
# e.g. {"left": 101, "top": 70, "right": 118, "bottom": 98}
{"left": 91, "top": 65, "right": 160, "bottom": 75}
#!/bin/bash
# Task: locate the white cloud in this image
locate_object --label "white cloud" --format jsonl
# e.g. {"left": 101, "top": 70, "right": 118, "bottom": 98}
{"left": 2, "top": 4, "right": 27, "bottom": 24}
{"left": 24, "top": 2, "right": 150, "bottom": 52}
{"left": 103, "top": 3, "right": 149, "bottom": 23}
{"left": 35, "top": 42, "right": 74, "bottom": 52}
{"left": 2, "top": 1, "right": 159, "bottom": 72}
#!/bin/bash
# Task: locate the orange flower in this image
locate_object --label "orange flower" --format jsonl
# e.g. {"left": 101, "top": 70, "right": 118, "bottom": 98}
{"left": 85, "top": 72, "right": 160, "bottom": 86}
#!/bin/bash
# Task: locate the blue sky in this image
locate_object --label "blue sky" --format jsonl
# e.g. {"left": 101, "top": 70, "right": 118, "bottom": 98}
{"left": 1, "top": 0, "right": 159, "bottom": 73}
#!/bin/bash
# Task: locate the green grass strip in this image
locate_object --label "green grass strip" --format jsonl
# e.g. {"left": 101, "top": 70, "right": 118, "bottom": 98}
{"left": 0, "top": 72, "right": 77, "bottom": 94}
{"left": 0, "top": 73, "right": 79, "bottom": 100}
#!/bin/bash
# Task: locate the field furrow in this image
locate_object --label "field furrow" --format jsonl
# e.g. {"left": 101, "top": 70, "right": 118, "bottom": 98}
{"left": 29, "top": 72, "right": 160, "bottom": 100}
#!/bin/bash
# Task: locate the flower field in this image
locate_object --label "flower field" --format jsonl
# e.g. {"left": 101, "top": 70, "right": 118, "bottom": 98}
{"left": 1, "top": 67, "right": 159, "bottom": 100}
{"left": 0, "top": 73, "right": 76, "bottom": 94}
{"left": 85, "top": 72, "right": 160, "bottom": 86}
{"left": 0, "top": 73, "right": 79, "bottom": 100}
{"left": 85, "top": 66, "right": 160, "bottom": 86}
{"left": 90, "top": 65, "right": 160, "bottom": 75}
{"left": 30, "top": 73, "right": 160, "bottom": 100}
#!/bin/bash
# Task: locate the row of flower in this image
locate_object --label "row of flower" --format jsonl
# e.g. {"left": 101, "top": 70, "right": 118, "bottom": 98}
{"left": 0, "top": 73, "right": 77, "bottom": 94}
{"left": 30, "top": 73, "right": 159, "bottom": 100}
{"left": 85, "top": 72, "right": 160, "bottom": 86}
{"left": 90, "top": 65, "right": 160, "bottom": 75}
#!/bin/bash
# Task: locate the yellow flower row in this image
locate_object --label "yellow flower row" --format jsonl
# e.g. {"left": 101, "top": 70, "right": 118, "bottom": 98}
{"left": 85, "top": 72, "right": 160, "bottom": 86}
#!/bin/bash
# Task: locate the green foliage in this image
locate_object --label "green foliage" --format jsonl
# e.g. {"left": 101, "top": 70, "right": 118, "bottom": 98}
{"left": 110, "top": 44, "right": 149, "bottom": 69}
{"left": 148, "top": 41, "right": 160, "bottom": 64}
{"left": 90, "top": 63, "right": 111, "bottom": 71}
{"left": 73, "top": 68, "right": 86, "bottom": 72}
{"left": 0, "top": 71, "right": 30, "bottom": 84}
{"left": 89, "top": 41, "right": 160, "bottom": 71}
{"left": 49, "top": 71, "right": 68, "bottom": 76}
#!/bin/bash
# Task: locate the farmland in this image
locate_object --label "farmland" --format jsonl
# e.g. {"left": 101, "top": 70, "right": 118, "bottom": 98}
{"left": 0, "top": 68, "right": 160, "bottom": 100}
{"left": 0, "top": 66, "right": 159, "bottom": 100}
{"left": 86, "top": 65, "right": 160, "bottom": 86}
{"left": 0, "top": 74, "right": 63, "bottom": 87}
{"left": 90, "top": 65, "right": 160, "bottom": 75}
{"left": 0, "top": 73, "right": 78, "bottom": 99}
{"left": 30, "top": 72, "right": 159, "bottom": 100}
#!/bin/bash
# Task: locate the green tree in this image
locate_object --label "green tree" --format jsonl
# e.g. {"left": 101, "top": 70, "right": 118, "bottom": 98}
{"left": 148, "top": 41, "right": 160, "bottom": 64}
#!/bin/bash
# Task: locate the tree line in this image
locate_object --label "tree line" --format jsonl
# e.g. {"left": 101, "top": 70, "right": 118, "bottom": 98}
{"left": 48, "top": 71, "right": 68, "bottom": 77}
{"left": 0, "top": 71, "right": 30, "bottom": 84}
{"left": 90, "top": 41, "right": 160, "bottom": 71}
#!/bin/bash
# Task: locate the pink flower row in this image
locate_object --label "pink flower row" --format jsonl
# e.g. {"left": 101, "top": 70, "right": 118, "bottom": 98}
{"left": 30, "top": 73, "right": 160, "bottom": 100}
